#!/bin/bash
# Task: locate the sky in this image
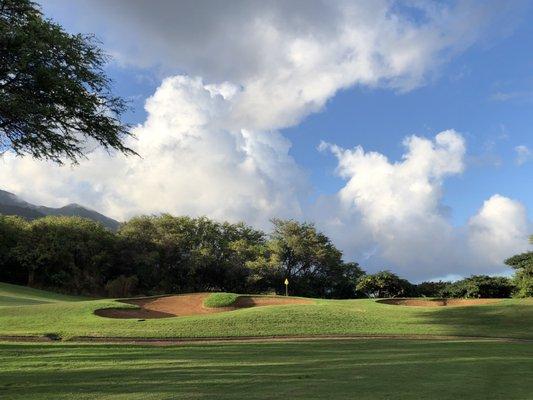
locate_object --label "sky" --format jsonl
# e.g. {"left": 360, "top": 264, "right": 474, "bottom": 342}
{"left": 1, "top": 0, "right": 532, "bottom": 281}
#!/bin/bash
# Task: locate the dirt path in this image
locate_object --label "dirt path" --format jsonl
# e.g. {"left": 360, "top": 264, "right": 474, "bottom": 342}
{"left": 1, "top": 334, "right": 531, "bottom": 345}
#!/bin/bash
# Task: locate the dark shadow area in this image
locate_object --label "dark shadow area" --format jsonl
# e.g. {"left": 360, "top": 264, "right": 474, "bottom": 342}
{"left": 413, "top": 303, "right": 533, "bottom": 339}
{"left": 94, "top": 307, "right": 175, "bottom": 319}
{"left": 377, "top": 298, "right": 501, "bottom": 307}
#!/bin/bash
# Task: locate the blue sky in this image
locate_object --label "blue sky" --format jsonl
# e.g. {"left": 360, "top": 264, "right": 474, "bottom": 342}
{"left": 40, "top": 0, "right": 533, "bottom": 226}
{"left": 3, "top": 0, "right": 532, "bottom": 280}
{"left": 288, "top": 27, "right": 533, "bottom": 225}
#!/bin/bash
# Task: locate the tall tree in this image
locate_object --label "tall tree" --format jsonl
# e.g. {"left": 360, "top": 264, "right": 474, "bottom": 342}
{"left": 0, "top": 0, "right": 134, "bottom": 162}
{"left": 263, "top": 219, "right": 362, "bottom": 298}
{"left": 356, "top": 271, "right": 413, "bottom": 298}
{"left": 505, "top": 251, "right": 533, "bottom": 298}
{"left": 117, "top": 215, "right": 266, "bottom": 294}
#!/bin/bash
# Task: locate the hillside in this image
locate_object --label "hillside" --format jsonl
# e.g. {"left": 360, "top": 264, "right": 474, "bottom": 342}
{"left": 0, "top": 189, "right": 120, "bottom": 230}
{"left": 0, "top": 283, "right": 531, "bottom": 340}
{"left": 0, "top": 282, "right": 84, "bottom": 307}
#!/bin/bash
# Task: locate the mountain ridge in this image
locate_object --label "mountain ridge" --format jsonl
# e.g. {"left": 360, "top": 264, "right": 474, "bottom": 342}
{"left": 0, "top": 189, "right": 120, "bottom": 230}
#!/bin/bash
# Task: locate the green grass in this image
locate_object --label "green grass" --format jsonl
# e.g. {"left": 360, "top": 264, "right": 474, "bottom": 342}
{"left": 1, "top": 284, "right": 532, "bottom": 399}
{"left": 0, "top": 283, "right": 532, "bottom": 340}
{"left": 0, "top": 282, "right": 84, "bottom": 307}
{"left": 0, "top": 339, "right": 532, "bottom": 399}
{"left": 203, "top": 292, "right": 239, "bottom": 308}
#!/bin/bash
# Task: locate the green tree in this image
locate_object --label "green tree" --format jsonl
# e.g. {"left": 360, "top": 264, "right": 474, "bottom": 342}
{"left": 0, "top": 0, "right": 134, "bottom": 162}
{"left": 116, "top": 216, "right": 163, "bottom": 293}
{"left": 415, "top": 281, "right": 449, "bottom": 297}
{"left": 15, "top": 216, "right": 116, "bottom": 294}
{"left": 330, "top": 261, "right": 366, "bottom": 298}
{"left": 262, "top": 219, "right": 362, "bottom": 298}
{"left": 356, "top": 271, "right": 413, "bottom": 298}
{"left": 440, "top": 275, "right": 514, "bottom": 298}
{"left": 117, "top": 215, "right": 266, "bottom": 294}
{"left": 505, "top": 252, "right": 533, "bottom": 298}
{"left": 0, "top": 215, "right": 28, "bottom": 284}
{"left": 2, "top": 213, "right": 366, "bottom": 298}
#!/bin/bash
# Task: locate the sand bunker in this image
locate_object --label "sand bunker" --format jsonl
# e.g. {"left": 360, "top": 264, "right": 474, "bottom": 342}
{"left": 95, "top": 293, "right": 312, "bottom": 319}
{"left": 233, "top": 296, "right": 312, "bottom": 308}
{"left": 377, "top": 298, "right": 501, "bottom": 307}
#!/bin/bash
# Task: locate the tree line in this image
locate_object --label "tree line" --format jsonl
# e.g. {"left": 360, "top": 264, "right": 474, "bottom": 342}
{"left": 0, "top": 214, "right": 531, "bottom": 298}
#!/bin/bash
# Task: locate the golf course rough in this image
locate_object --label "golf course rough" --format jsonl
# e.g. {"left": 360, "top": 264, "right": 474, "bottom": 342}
{"left": 0, "top": 283, "right": 532, "bottom": 340}
{"left": 1, "top": 283, "right": 533, "bottom": 399}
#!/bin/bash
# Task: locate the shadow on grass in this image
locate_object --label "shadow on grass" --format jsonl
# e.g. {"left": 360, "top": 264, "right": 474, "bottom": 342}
{"left": 1, "top": 341, "right": 532, "bottom": 400}
{"left": 413, "top": 303, "right": 533, "bottom": 339}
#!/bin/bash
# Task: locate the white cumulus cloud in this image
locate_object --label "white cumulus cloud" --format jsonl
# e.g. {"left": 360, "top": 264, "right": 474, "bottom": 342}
{"left": 468, "top": 195, "right": 530, "bottom": 266}
{"left": 41, "top": 0, "right": 516, "bottom": 132}
{"left": 317, "top": 131, "right": 530, "bottom": 280}
{"left": 0, "top": 76, "right": 306, "bottom": 227}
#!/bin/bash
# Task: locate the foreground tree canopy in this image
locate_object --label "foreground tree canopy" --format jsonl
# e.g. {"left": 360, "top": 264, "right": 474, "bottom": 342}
{"left": 0, "top": 0, "right": 133, "bottom": 162}
{"left": 0, "top": 213, "right": 527, "bottom": 299}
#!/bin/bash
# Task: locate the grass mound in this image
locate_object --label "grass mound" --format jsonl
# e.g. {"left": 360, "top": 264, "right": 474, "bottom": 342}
{"left": 203, "top": 292, "right": 239, "bottom": 308}
{"left": 0, "top": 282, "right": 83, "bottom": 307}
{"left": 0, "top": 283, "right": 532, "bottom": 340}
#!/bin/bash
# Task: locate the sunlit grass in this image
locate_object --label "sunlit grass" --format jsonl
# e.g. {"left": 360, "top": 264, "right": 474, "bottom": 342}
{"left": 0, "top": 340, "right": 532, "bottom": 399}
{"left": 0, "top": 282, "right": 85, "bottom": 307}
{"left": 0, "top": 283, "right": 531, "bottom": 340}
